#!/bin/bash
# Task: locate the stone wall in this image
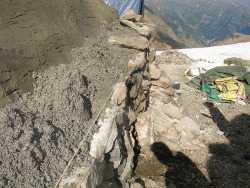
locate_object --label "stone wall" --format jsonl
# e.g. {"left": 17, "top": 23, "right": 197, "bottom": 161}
{"left": 58, "top": 18, "right": 160, "bottom": 188}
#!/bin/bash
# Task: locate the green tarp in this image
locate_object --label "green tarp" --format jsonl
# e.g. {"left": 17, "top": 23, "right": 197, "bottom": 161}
{"left": 189, "top": 66, "right": 250, "bottom": 102}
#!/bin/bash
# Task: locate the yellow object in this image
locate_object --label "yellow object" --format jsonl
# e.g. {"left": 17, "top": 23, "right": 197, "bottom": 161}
{"left": 215, "top": 77, "right": 246, "bottom": 105}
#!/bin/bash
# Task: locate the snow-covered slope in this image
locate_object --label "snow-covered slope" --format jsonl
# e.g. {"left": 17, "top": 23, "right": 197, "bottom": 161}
{"left": 177, "top": 42, "right": 250, "bottom": 64}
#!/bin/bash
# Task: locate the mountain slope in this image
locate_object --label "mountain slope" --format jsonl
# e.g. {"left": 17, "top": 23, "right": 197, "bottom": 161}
{"left": 144, "top": 6, "right": 201, "bottom": 48}
{"left": 145, "top": 0, "right": 250, "bottom": 46}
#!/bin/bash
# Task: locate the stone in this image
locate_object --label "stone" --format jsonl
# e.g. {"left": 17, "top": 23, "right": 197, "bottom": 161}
{"left": 176, "top": 117, "right": 200, "bottom": 134}
{"left": 148, "top": 45, "right": 156, "bottom": 63}
{"left": 149, "top": 64, "right": 161, "bottom": 80}
{"left": 143, "top": 66, "right": 151, "bottom": 79}
{"left": 128, "top": 107, "right": 137, "bottom": 126}
{"left": 130, "top": 182, "right": 144, "bottom": 188}
{"left": 158, "top": 87, "right": 175, "bottom": 96}
{"left": 108, "top": 138, "right": 122, "bottom": 163}
{"left": 163, "top": 102, "right": 182, "bottom": 119}
{"left": 150, "top": 88, "right": 171, "bottom": 104}
{"left": 123, "top": 9, "right": 136, "bottom": 21}
{"left": 119, "top": 131, "right": 135, "bottom": 183}
{"left": 127, "top": 52, "right": 147, "bottom": 73}
{"left": 142, "top": 79, "right": 151, "bottom": 89}
{"left": 135, "top": 15, "right": 144, "bottom": 22}
{"left": 130, "top": 84, "right": 139, "bottom": 99}
{"left": 135, "top": 112, "right": 150, "bottom": 146}
{"left": 112, "top": 82, "right": 127, "bottom": 106}
{"left": 133, "top": 94, "right": 145, "bottom": 109}
{"left": 120, "top": 19, "right": 151, "bottom": 37}
{"left": 144, "top": 178, "right": 158, "bottom": 187}
{"left": 80, "top": 160, "right": 106, "bottom": 188}
{"left": 216, "top": 130, "right": 224, "bottom": 136}
{"left": 151, "top": 76, "right": 171, "bottom": 89}
{"left": 108, "top": 36, "right": 149, "bottom": 50}
{"left": 135, "top": 99, "right": 147, "bottom": 114}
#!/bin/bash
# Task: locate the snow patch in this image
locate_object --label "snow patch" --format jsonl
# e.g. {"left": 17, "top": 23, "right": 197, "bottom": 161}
{"left": 178, "top": 42, "right": 250, "bottom": 64}
{"left": 89, "top": 106, "right": 120, "bottom": 161}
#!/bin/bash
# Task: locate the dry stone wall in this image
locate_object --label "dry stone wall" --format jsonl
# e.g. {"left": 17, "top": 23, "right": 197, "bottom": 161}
{"left": 59, "top": 19, "right": 158, "bottom": 188}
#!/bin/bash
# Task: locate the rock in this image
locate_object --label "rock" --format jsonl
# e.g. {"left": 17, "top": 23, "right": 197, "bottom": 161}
{"left": 158, "top": 87, "right": 175, "bottom": 96}
{"left": 108, "top": 36, "right": 149, "bottom": 50}
{"left": 149, "top": 64, "right": 161, "bottom": 80}
{"left": 80, "top": 160, "right": 106, "bottom": 188}
{"left": 142, "top": 80, "right": 151, "bottom": 89}
{"left": 130, "top": 84, "right": 140, "bottom": 99}
{"left": 112, "top": 82, "right": 127, "bottom": 106}
{"left": 148, "top": 45, "right": 156, "bottom": 63}
{"left": 127, "top": 52, "right": 147, "bottom": 73}
{"left": 156, "top": 50, "right": 192, "bottom": 65}
{"left": 119, "top": 132, "right": 135, "bottom": 183}
{"left": 176, "top": 117, "right": 200, "bottom": 134}
{"left": 123, "top": 9, "right": 136, "bottom": 21}
{"left": 120, "top": 19, "right": 151, "bottom": 37}
{"left": 135, "top": 112, "right": 150, "bottom": 146}
{"left": 135, "top": 99, "right": 147, "bottom": 114}
{"left": 143, "top": 178, "right": 158, "bottom": 187}
{"left": 128, "top": 107, "right": 137, "bottom": 126}
{"left": 163, "top": 102, "right": 182, "bottom": 119}
{"left": 108, "top": 138, "right": 122, "bottom": 164}
{"left": 135, "top": 15, "right": 144, "bottom": 22}
{"left": 150, "top": 88, "right": 171, "bottom": 104}
{"left": 130, "top": 182, "right": 144, "bottom": 188}
{"left": 151, "top": 76, "right": 171, "bottom": 89}
{"left": 216, "top": 130, "right": 224, "bottom": 136}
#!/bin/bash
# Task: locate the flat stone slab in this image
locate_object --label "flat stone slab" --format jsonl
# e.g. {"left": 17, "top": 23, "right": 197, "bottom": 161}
{"left": 108, "top": 36, "right": 149, "bottom": 50}
{"left": 120, "top": 19, "right": 151, "bottom": 37}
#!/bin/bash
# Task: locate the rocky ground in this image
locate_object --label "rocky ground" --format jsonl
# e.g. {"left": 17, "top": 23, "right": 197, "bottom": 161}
{"left": 132, "top": 52, "right": 250, "bottom": 188}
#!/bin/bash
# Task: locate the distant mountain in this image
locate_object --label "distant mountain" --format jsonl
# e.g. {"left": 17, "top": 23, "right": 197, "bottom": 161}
{"left": 145, "top": 0, "right": 250, "bottom": 46}
{"left": 218, "top": 0, "right": 250, "bottom": 8}
{"left": 144, "top": 6, "right": 200, "bottom": 49}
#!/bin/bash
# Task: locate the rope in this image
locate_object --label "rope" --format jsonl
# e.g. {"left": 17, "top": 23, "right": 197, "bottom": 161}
{"left": 53, "top": 45, "right": 147, "bottom": 187}
{"left": 53, "top": 67, "right": 128, "bottom": 188}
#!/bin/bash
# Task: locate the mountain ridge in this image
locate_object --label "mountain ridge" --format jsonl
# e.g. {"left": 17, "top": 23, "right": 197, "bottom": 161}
{"left": 145, "top": 0, "right": 250, "bottom": 46}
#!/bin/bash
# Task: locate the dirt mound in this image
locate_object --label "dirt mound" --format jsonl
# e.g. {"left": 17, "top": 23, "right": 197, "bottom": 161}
{"left": 156, "top": 50, "right": 193, "bottom": 65}
{"left": 0, "top": 0, "right": 118, "bottom": 107}
{"left": 0, "top": 22, "right": 138, "bottom": 187}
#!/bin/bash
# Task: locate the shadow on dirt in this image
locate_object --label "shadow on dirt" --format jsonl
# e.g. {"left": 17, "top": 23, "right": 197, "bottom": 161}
{"left": 150, "top": 102, "right": 250, "bottom": 188}
{"left": 205, "top": 102, "right": 250, "bottom": 188}
{"left": 151, "top": 142, "right": 209, "bottom": 188}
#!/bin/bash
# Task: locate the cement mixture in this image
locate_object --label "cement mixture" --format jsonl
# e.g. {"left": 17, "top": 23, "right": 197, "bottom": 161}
{"left": 0, "top": 0, "right": 118, "bottom": 107}
{"left": 0, "top": 18, "right": 139, "bottom": 188}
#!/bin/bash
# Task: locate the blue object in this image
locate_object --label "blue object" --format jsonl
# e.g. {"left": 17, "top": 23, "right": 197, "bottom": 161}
{"left": 103, "top": 0, "right": 144, "bottom": 18}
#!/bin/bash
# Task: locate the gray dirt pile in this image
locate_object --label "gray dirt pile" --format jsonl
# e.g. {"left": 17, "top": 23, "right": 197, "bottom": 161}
{"left": 0, "top": 0, "right": 117, "bottom": 107}
{"left": 0, "top": 25, "right": 138, "bottom": 187}
{"left": 156, "top": 50, "right": 193, "bottom": 65}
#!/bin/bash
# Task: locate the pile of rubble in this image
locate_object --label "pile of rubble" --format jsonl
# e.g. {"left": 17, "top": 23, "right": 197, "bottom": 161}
{"left": 156, "top": 50, "right": 193, "bottom": 65}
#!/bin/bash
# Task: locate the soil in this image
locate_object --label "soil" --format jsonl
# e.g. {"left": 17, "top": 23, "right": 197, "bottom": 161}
{"left": 0, "top": 0, "right": 118, "bottom": 107}
{"left": 0, "top": 17, "right": 140, "bottom": 188}
{"left": 133, "top": 56, "right": 250, "bottom": 187}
